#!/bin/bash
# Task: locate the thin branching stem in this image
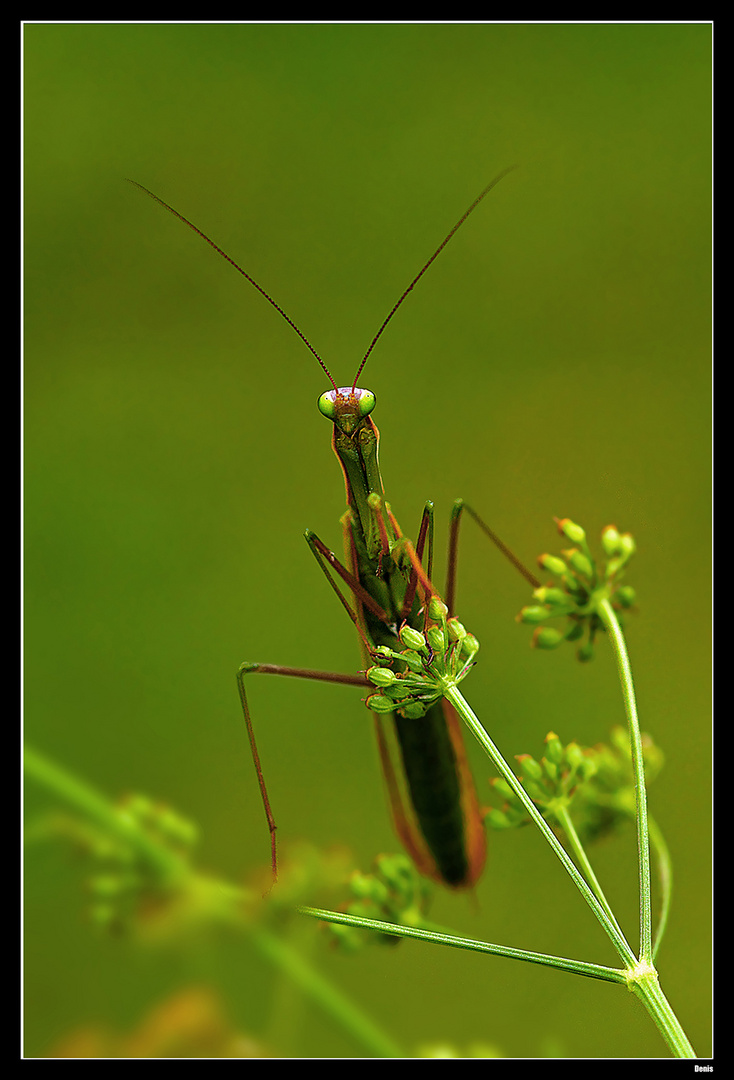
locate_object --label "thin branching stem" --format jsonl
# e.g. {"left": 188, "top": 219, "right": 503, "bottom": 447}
{"left": 299, "top": 905, "right": 627, "bottom": 983}
{"left": 597, "top": 598, "right": 653, "bottom": 964}
{"left": 442, "top": 684, "right": 638, "bottom": 967}
{"left": 553, "top": 804, "right": 620, "bottom": 932}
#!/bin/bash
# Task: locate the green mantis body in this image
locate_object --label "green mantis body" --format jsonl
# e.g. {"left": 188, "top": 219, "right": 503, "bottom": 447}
{"left": 130, "top": 170, "right": 521, "bottom": 889}
{"left": 313, "top": 384, "right": 486, "bottom": 886}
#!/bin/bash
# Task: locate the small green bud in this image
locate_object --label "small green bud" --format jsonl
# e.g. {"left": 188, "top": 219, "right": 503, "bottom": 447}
{"left": 616, "top": 585, "right": 636, "bottom": 608}
{"left": 460, "top": 634, "right": 479, "bottom": 658}
{"left": 565, "top": 622, "right": 584, "bottom": 642}
{"left": 565, "top": 742, "right": 586, "bottom": 772}
{"left": 371, "top": 646, "right": 394, "bottom": 664}
{"left": 516, "top": 754, "right": 543, "bottom": 780}
{"left": 601, "top": 524, "right": 622, "bottom": 556}
{"left": 532, "top": 627, "right": 563, "bottom": 650}
{"left": 522, "top": 777, "right": 548, "bottom": 802}
{"left": 401, "top": 700, "right": 429, "bottom": 719}
{"left": 491, "top": 777, "right": 515, "bottom": 801}
{"left": 544, "top": 732, "right": 564, "bottom": 764}
{"left": 367, "top": 666, "right": 398, "bottom": 687}
{"left": 350, "top": 871, "right": 390, "bottom": 905}
{"left": 447, "top": 618, "right": 467, "bottom": 643}
{"left": 618, "top": 532, "right": 636, "bottom": 558}
{"left": 348, "top": 871, "right": 372, "bottom": 899}
{"left": 568, "top": 549, "right": 594, "bottom": 578}
{"left": 576, "top": 642, "right": 595, "bottom": 663}
{"left": 610, "top": 726, "right": 630, "bottom": 754}
{"left": 399, "top": 625, "right": 427, "bottom": 652}
{"left": 518, "top": 605, "right": 550, "bottom": 625}
{"left": 541, "top": 757, "right": 558, "bottom": 783}
{"left": 538, "top": 553, "right": 568, "bottom": 576}
{"left": 401, "top": 650, "right": 425, "bottom": 673}
{"left": 428, "top": 597, "right": 448, "bottom": 622}
{"left": 426, "top": 625, "right": 446, "bottom": 654}
{"left": 486, "top": 808, "right": 513, "bottom": 830}
{"left": 533, "top": 586, "right": 568, "bottom": 608}
{"left": 377, "top": 852, "right": 409, "bottom": 879}
{"left": 556, "top": 518, "right": 586, "bottom": 544}
{"left": 365, "top": 693, "right": 398, "bottom": 714}
{"left": 381, "top": 681, "right": 408, "bottom": 701}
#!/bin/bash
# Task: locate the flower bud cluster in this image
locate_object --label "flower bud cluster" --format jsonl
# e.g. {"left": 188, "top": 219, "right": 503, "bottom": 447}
{"left": 327, "top": 853, "right": 433, "bottom": 954}
{"left": 87, "top": 794, "right": 198, "bottom": 933}
{"left": 364, "top": 598, "right": 479, "bottom": 718}
{"left": 571, "top": 726, "right": 664, "bottom": 843}
{"left": 487, "top": 731, "right": 596, "bottom": 830}
{"left": 517, "top": 519, "right": 637, "bottom": 661}
{"left": 487, "top": 727, "right": 664, "bottom": 842}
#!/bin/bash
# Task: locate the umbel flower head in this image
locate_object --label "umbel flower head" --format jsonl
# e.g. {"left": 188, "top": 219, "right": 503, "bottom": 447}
{"left": 364, "top": 598, "right": 479, "bottom": 718}
{"left": 517, "top": 519, "right": 637, "bottom": 662}
{"left": 487, "top": 727, "right": 664, "bottom": 840}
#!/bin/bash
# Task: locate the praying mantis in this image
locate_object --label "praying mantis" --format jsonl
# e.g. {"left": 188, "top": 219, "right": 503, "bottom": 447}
{"left": 129, "top": 169, "right": 538, "bottom": 890}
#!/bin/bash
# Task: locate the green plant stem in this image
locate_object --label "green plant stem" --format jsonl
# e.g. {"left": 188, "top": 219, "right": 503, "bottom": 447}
{"left": 299, "top": 906, "right": 627, "bottom": 984}
{"left": 442, "top": 646, "right": 694, "bottom": 1057}
{"left": 597, "top": 598, "right": 653, "bottom": 965}
{"left": 23, "top": 745, "right": 186, "bottom": 883}
{"left": 553, "top": 804, "right": 620, "bottom": 932}
{"left": 442, "top": 684, "right": 637, "bottom": 968}
{"left": 250, "top": 924, "right": 403, "bottom": 1057}
{"left": 648, "top": 815, "right": 672, "bottom": 961}
{"left": 23, "top": 745, "right": 402, "bottom": 1058}
{"left": 625, "top": 964, "right": 696, "bottom": 1058}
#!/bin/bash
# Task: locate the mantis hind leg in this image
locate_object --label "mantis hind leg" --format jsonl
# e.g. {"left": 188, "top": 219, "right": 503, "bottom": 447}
{"left": 237, "top": 661, "right": 369, "bottom": 886}
{"left": 446, "top": 499, "right": 541, "bottom": 614}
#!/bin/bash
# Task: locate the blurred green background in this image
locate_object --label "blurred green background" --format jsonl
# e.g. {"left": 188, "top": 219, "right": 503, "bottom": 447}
{"left": 24, "top": 23, "right": 711, "bottom": 1058}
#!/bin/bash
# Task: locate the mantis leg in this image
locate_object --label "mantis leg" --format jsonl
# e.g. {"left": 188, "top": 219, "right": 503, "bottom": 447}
{"left": 237, "top": 661, "right": 370, "bottom": 886}
{"left": 446, "top": 499, "right": 540, "bottom": 614}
